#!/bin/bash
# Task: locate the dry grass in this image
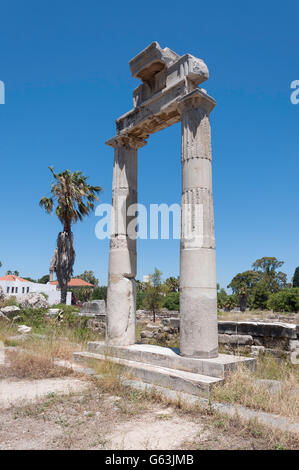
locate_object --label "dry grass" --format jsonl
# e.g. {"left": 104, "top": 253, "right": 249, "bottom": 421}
{"left": 218, "top": 309, "right": 297, "bottom": 322}
{"left": 211, "top": 355, "right": 299, "bottom": 420}
{"left": 194, "top": 411, "right": 299, "bottom": 450}
{"left": 0, "top": 320, "right": 18, "bottom": 344}
{"left": 2, "top": 349, "right": 71, "bottom": 379}
{"left": 0, "top": 320, "right": 89, "bottom": 380}
{"left": 89, "top": 358, "right": 131, "bottom": 394}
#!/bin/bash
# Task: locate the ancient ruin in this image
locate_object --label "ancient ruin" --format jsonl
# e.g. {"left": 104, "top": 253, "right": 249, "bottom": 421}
{"left": 75, "top": 43, "right": 255, "bottom": 396}
{"left": 106, "top": 42, "right": 217, "bottom": 358}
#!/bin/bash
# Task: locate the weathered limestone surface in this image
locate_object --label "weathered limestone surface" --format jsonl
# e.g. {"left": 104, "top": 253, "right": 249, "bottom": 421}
{"left": 106, "top": 136, "right": 145, "bottom": 346}
{"left": 116, "top": 42, "right": 210, "bottom": 141}
{"left": 218, "top": 321, "right": 298, "bottom": 339}
{"left": 86, "top": 342, "right": 255, "bottom": 379}
{"left": 178, "top": 89, "right": 217, "bottom": 358}
{"left": 80, "top": 300, "right": 106, "bottom": 316}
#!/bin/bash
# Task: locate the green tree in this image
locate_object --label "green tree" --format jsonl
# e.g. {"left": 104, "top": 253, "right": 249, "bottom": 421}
{"left": 136, "top": 290, "right": 146, "bottom": 310}
{"left": 223, "top": 295, "right": 237, "bottom": 311}
{"left": 143, "top": 268, "right": 163, "bottom": 322}
{"left": 252, "top": 257, "right": 287, "bottom": 293}
{"left": 251, "top": 280, "right": 270, "bottom": 310}
{"left": 165, "top": 276, "right": 179, "bottom": 293}
{"left": 40, "top": 166, "right": 102, "bottom": 303}
{"left": 38, "top": 274, "right": 50, "bottom": 284}
{"left": 6, "top": 270, "right": 19, "bottom": 276}
{"left": 92, "top": 285, "right": 107, "bottom": 301}
{"left": 292, "top": 267, "right": 299, "bottom": 288}
{"left": 267, "top": 288, "right": 299, "bottom": 313}
{"left": 77, "top": 270, "right": 99, "bottom": 287}
{"left": 23, "top": 277, "right": 36, "bottom": 283}
{"left": 163, "top": 292, "right": 179, "bottom": 310}
{"left": 217, "top": 288, "right": 229, "bottom": 309}
{"left": 228, "top": 270, "right": 260, "bottom": 311}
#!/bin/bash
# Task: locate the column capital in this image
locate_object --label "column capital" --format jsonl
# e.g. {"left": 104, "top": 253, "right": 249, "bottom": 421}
{"left": 177, "top": 88, "right": 216, "bottom": 115}
{"left": 106, "top": 134, "right": 147, "bottom": 150}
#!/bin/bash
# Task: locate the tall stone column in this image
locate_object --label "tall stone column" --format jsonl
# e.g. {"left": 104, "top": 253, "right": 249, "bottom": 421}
{"left": 178, "top": 89, "right": 218, "bottom": 358}
{"left": 105, "top": 135, "right": 146, "bottom": 346}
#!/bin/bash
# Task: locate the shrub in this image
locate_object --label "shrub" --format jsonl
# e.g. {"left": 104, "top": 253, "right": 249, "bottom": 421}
{"left": 251, "top": 281, "right": 270, "bottom": 310}
{"left": 267, "top": 288, "right": 299, "bottom": 313}
{"left": 136, "top": 290, "right": 146, "bottom": 310}
{"left": 19, "top": 308, "right": 47, "bottom": 329}
{"left": 163, "top": 292, "right": 179, "bottom": 310}
{"left": 91, "top": 286, "right": 107, "bottom": 301}
{"left": 0, "top": 296, "right": 18, "bottom": 308}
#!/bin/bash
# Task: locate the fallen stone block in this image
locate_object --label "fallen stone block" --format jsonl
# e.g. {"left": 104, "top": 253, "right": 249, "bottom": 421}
{"left": 0, "top": 305, "right": 21, "bottom": 319}
{"left": 0, "top": 311, "right": 10, "bottom": 321}
{"left": 80, "top": 300, "right": 106, "bottom": 316}
{"left": 218, "top": 321, "right": 297, "bottom": 339}
{"left": 17, "top": 325, "right": 32, "bottom": 334}
{"left": 256, "top": 379, "right": 282, "bottom": 394}
{"left": 219, "top": 334, "right": 253, "bottom": 346}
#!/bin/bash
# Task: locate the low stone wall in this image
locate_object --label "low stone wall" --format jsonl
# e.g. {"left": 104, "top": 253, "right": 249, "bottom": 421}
{"left": 136, "top": 309, "right": 179, "bottom": 321}
{"left": 140, "top": 318, "right": 299, "bottom": 363}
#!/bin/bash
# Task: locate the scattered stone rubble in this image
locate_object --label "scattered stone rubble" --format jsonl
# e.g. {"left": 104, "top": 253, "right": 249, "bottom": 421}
{"left": 0, "top": 287, "right": 5, "bottom": 303}
{"left": 79, "top": 300, "right": 106, "bottom": 334}
{"left": 0, "top": 305, "right": 21, "bottom": 319}
{"left": 19, "top": 293, "right": 49, "bottom": 309}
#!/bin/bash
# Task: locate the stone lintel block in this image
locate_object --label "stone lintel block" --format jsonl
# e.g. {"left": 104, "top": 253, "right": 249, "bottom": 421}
{"left": 115, "top": 87, "right": 216, "bottom": 140}
{"left": 115, "top": 80, "right": 186, "bottom": 138}
{"left": 129, "top": 41, "right": 180, "bottom": 82}
{"left": 132, "top": 53, "right": 209, "bottom": 108}
{"left": 218, "top": 321, "right": 297, "bottom": 339}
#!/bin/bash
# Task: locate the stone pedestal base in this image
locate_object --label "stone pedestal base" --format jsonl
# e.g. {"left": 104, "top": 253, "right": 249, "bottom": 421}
{"left": 74, "top": 342, "right": 256, "bottom": 397}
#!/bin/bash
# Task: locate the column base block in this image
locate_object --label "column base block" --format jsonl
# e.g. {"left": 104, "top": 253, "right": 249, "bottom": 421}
{"left": 73, "top": 342, "right": 255, "bottom": 397}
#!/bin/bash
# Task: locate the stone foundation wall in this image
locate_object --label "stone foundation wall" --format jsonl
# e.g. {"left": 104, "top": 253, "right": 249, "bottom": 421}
{"left": 140, "top": 318, "right": 299, "bottom": 363}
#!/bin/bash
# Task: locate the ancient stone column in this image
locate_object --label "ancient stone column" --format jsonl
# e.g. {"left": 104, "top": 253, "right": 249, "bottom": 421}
{"left": 106, "top": 135, "right": 146, "bottom": 346}
{"left": 178, "top": 89, "right": 218, "bottom": 358}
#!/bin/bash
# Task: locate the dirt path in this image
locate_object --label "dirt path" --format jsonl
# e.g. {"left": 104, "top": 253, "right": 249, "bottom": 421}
{"left": 0, "top": 376, "right": 297, "bottom": 450}
{"left": 0, "top": 377, "right": 89, "bottom": 409}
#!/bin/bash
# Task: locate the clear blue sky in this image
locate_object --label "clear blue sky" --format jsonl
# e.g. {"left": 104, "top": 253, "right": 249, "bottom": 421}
{"left": 0, "top": 0, "right": 298, "bottom": 288}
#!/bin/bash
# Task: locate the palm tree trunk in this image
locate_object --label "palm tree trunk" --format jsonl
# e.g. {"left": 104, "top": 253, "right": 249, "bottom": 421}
{"left": 60, "top": 285, "right": 67, "bottom": 304}
{"left": 56, "top": 231, "right": 75, "bottom": 305}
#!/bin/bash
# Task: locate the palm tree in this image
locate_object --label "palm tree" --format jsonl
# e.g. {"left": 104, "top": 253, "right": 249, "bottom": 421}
{"left": 40, "top": 166, "right": 102, "bottom": 304}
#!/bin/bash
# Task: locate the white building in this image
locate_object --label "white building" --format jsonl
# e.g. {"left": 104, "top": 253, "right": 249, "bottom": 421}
{"left": 0, "top": 275, "right": 71, "bottom": 305}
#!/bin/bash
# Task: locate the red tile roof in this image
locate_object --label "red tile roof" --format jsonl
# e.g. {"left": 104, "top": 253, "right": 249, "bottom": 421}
{"left": 49, "top": 278, "right": 94, "bottom": 287}
{"left": 0, "top": 275, "right": 30, "bottom": 282}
